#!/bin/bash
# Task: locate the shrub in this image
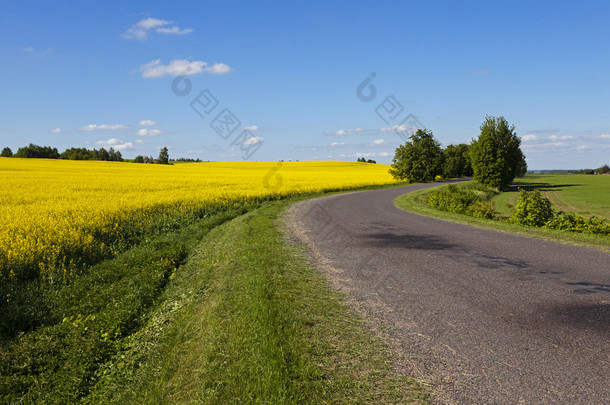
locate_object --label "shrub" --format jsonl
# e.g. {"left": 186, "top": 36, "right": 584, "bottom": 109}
{"left": 428, "top": 183, "right": 497, "bottom": 219}
{"left": 466, "top": 200, "right": 496, "bottom": 219}
{"left": 510, "top": 189, "right": 554, "bottom": 227}
{"left": 545, "top": 212, "right": 610, "bottom": 235}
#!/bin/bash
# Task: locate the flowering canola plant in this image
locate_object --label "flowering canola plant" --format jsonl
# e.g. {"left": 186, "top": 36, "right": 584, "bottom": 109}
{"left": 0, "top": 158, "right": 399, "bottom": 281}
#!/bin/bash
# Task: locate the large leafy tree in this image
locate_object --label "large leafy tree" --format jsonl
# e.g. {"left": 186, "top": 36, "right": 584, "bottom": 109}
{"left": 389, "top": 129, "right": 444, "bottom": 182}
{"left": 470, "top": 116, "right": 525, "bottom": 190}
{"left": 443, "top": 143, "right": 473, "bottom": 178}
{"left": 158, "top": 146, "right": 169, "bottom": 164}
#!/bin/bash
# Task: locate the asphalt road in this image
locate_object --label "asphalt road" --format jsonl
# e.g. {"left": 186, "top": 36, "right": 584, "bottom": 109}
{"left": 287, "top": 183, "right": 610, "bottom": 404}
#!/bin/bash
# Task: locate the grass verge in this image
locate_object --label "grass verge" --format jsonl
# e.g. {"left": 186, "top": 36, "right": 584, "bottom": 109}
{"left": 395, "top": 183, "right": 610, "bottom": 253}
{"left": 0, "top": 206, "right": 254, "bottom": 403}
{"left": 85, "top": 199, "right": 427, "bottom": 404}
{"left": 2, "top": 186, "right": 426, "bottom": 403}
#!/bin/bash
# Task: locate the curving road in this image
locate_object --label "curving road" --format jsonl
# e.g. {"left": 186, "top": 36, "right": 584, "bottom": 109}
{"left": 287, "top": 183, "right": 610, "bottom": 404}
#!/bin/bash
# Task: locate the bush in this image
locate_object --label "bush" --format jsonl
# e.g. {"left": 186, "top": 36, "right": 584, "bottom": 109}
{"left": 428, "top": 183, "right": 496, "bottom": 219}
{"left": 466, "top": 200, "right": 496, "bottom": 219}
{"left": 544, "top": 212, "right": 610, "bottom": 235}
{"left": 510, "top": 189, "right": 554, "bottom": 227}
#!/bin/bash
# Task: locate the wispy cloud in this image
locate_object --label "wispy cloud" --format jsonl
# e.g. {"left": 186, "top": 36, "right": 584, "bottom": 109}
{"left": 528, "top": 127, "right": 559, "bottom": 134}
{"left": 49, "top": 128, "right": 61, "bottom": 134}
{"left": 469, "top": 70, "right": 490, "bottom": 75}
{"left": 243, "top": 125, "right": 261, "bottom": 131}
{"left": 80, "top": 124, "right": 130, "bottom": 131}
{"left": 138, "top": 59, "right": 233, "bottom": 78}
{"left": 334, "top": 128, "right": 363, "bottom": 136}
{"left": 137, "top": 128, "right": 162, "bottom": 137}
{"left": 339, "top": 152, "right": 393, "bottom": 158}
{"left": 380, "top": 124, "right": 418, "bottom": 133}
{"left": 372, "top": 138, "right": 386, "bottom": 145}
{"left": 204, "top": 63, "right": 234, "bottom": 75}
{"left": 122, "top": 17, "right": 193, "bottom": 40}
{"left": 95, "top": 138, "right": 135, "bottom": 150}
{"left": 240, "top": 136, "right": 263, "bottom": 145}
{"left": 139, "top": 120, "right": 157, "bottom": 126}
{"left": 21, "top": 46, "right": 52, "bottom": 57}
{"left": 521, "top": 134, "right": 538, "bottom": 142}
{"left": 548, "top": 135, "right": 574, "bottom": 141}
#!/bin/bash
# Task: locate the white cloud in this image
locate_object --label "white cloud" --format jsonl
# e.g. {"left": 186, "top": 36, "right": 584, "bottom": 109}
{"left": 139, "top": 120, "right": 157, "bottom": 126}
{"left": 521, "top": 134, "right": 538, "bottom": 142}
{"left": 334, "top": 128, "right": 363, "bottom": 136}
{"left": 549, "top": 135, "right": 574, "bottom": 141}
{"left": 340, "top": 152, "right": 392, "bottom": 158}
{"left": 240, "top": 136, "right": 263, "bottom": 145}
{"left": 21, "top": 47, "right": 52, "bottom": 57}
{"left": 577, "top": 145, "right": 589, "bottom": 151}
{"left": 330, "top": 142, "right": 345, "bottom": 147}
{"left": 373, "top": 138, "right": 385, "bottom": 145}
{"left": 529, "top": 127, "right": 558, "bottom": 134}
{"left": 139, "top": 59, "right": 204, "bottom": 78}
{"left": 137, "top": 128, "right": 162, "bottom": 137}
{"left": 137, "top": 17, "right": 170, "bottom": 30}
{"left": 138, "top": 59, "right": 232, "bottom": 78}
{"left": 49, "top": 128, "right": 61, "bottom": 134}
{"left": 204, "top": 63, "right": 234, "bottom": 75}
{"left": 95, "top": 138, "right": 135, "bottom": 150}
{"left": 380, "top": 124, "right": 418, "bottom": 133}
{"left": 243, "top": 125, "right": 260, "bottom": 131}
{"left": 599, "top": 134, "right": 610, "bottom": 139}
{"left": 80, "top": 124, "right": 130, "bottom": 131}
{"left": 155, "top": 26, "right": 193, "bottom": 35}
{"left": 122, "top": 17, "right": 193, "bottom": 40}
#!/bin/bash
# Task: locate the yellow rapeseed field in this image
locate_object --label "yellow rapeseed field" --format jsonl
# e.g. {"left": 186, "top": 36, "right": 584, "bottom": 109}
{"left": 1, "top": 158, "right": 398, "bottom": 281}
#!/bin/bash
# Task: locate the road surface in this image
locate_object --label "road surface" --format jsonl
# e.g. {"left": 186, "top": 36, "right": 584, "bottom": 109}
{"left": 287, "top": 183, "right": 609, "bottom": 404}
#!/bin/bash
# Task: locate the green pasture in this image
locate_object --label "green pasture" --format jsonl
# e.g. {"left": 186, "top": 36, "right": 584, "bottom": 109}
{"left": 494, "top": 174, "right": 610, "bottom": 219}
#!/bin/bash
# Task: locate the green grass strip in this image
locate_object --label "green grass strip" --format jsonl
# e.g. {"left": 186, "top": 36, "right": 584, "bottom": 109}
{"left": 395, "top": 184, "right": 610, "bottom": 253}
{"left": 86, "top": 199, "right": 428, "bottom": 404}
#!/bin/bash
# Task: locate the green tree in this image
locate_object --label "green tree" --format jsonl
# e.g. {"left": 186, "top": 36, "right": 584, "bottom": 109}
{"left": 389, "top": 129, "right": 444, "bottom": 183}
{"left": 95, "top": 148, "right": 110, "bottom": 161}
{"left": 470, "top": 116, "right": 525, "bottom": 190}
{"left": 108, "top": 148, "right": 123, "bottom": 162}
{"left": 1, "top": 147, "right": 12, "bottom": 157}
{"left": 443, "top": 143, "right": 472, "bottom": 178}
{"left": 594, "top": 164, "right": 609, "bottom": 174}
{"left": 133, "top": 155, "right": 145, "bottom": 163}
{"left": 158, "top": 147, "right": 169, "bottom": 165}
{"left": 14, "top": 143, "right": 60, "bottom": 159}
{"left": 515, "top": 150, "right": 528, "bottom": 178}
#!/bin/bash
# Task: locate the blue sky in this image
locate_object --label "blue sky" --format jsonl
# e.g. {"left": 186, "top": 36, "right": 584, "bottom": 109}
{"left": 1, "top": 0, "right": 609, "bottom": 169}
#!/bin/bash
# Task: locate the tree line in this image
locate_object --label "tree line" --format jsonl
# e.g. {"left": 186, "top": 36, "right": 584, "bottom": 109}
{"left": 1, "top": 144, "right": 172, "bottom": 165}
{"left": 389, "top": 116, "right": 527, "bottom": 190}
